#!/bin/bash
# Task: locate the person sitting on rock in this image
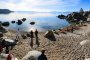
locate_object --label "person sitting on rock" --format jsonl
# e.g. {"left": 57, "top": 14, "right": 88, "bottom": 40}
{"left": 38, "top": 49, "right": 47, "bottom": 60}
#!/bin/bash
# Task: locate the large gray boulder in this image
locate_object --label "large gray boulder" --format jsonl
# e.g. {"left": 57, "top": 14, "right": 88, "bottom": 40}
{"left": 44, "top": 30, "right": 56, "bottom": 41}
{"left": 22, "top": 50, "right": 41, "bottom": 60}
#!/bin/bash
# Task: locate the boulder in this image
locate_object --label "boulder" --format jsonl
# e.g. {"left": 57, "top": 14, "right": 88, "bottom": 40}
{"left": 22, "top": 18, "right": 26, "bottom": 22}
{"left": 85, "top": 58, "right": 90, "bottom": 60}
{"left": 11, "top": 21, "right": 15, "bottom": 24}
{"left": 52, "top": 30, "right": 59, "bottom": 35}
{"left": 89, "top": 14, "right": 90, "bottom": 18}
{"left": 87, "top": 18, "right": 90, "bottom": 22}
{"left": 2, "top": 21, "right": 10, "bottom": 27}
{"left": 0, "top": 32, "right": 3, "bottom": 37}
{"left": 16, "top": 20, "right": 22, "bottom": 25}
{"left": 44, "top": 30, "right": 56, "bottom": 41}
{"left": 22, "top": 50, "right": 41, "bottom": 60}
{"left": 21, "top": 34, "right": 27, "bottom": 39}
{"left": 0, "top": 26, "right": 8, "bottom": 33}
{"left": 30, "top": 22, "right": 35, "bottom": 25}
{"left": 80, "top": 40, "right": 90, "bottom": 46}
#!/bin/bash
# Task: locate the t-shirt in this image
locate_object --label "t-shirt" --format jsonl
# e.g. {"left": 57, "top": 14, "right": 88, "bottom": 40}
{"left": 38, "top": 54, "right": 47, "bottom": 60}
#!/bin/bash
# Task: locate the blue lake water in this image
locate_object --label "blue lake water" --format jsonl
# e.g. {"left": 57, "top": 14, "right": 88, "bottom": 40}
{"left": 0, "top": 12, "right": 70, "bottom": 32}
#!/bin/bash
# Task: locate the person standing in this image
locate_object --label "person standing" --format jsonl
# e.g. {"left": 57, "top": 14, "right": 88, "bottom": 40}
{"left": 30, "top": 30, "right": 34, "bottom": 48}
{"left": 36, "top": 37, "right": 40, "bottom": 47}
{"left": 16, "top": 28, "right": 20, "bottom": 40}
{"left": 35, "top": 29, "right": 40, "bottom": 47}
{"left": 35, "top": 29, "right": 38, "bottom": 38}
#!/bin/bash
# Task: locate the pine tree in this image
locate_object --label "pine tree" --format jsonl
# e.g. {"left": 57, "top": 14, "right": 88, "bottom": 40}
{"left": 80, "top": 8, "right": 84, "bottom": 15}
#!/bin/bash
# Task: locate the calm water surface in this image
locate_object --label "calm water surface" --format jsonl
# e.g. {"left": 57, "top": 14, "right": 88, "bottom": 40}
{"left": 0, "top": 12, "right": 70, "bottom": 32}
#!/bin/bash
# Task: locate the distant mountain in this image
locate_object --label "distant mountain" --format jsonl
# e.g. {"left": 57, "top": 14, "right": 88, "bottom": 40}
{"left": 0, "top": 9, "right": 13, "bottom": 14}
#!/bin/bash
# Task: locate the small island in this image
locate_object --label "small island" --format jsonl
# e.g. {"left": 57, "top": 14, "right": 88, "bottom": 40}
{"left": 0, "top": 9, "right": 13, "bottom": 14}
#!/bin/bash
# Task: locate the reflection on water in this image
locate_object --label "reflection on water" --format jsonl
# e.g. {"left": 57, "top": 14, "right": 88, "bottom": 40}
{"left": 0, "top": 12, "right": 70, "bottom": 32}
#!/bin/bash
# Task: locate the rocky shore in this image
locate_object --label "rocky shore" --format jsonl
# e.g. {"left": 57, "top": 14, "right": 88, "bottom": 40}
{"left": 1, "top": 22, "right": 90, "bottom": 60}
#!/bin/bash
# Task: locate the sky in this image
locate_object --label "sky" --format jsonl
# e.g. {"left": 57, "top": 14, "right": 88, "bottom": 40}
{"left": 0, "top": 0, "right": 90, "bottom": 12}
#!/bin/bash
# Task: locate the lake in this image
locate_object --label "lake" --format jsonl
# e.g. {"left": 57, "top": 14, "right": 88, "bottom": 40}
{"left": 0, "top": 12, "right": 70, "bottom": 32}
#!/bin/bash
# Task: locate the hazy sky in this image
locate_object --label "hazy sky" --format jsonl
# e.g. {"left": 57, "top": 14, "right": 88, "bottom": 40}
{"left": 0, "top": 0, "right": 90, "bottom": 12}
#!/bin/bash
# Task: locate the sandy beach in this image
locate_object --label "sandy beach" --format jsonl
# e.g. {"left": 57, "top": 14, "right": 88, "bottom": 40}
{"left": 1, "top": 22, "right": 90, "bottom": 60}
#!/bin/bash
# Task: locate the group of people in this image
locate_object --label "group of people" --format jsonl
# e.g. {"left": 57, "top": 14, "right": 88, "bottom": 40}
{"left": 16, "top": 28, "right": 40, "bottom": 48}
{"left": 30, "top": 29, "right": 40, "bottom": 48}
{"left": 0, "top": 29, "right": 48, "bottom": 60}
